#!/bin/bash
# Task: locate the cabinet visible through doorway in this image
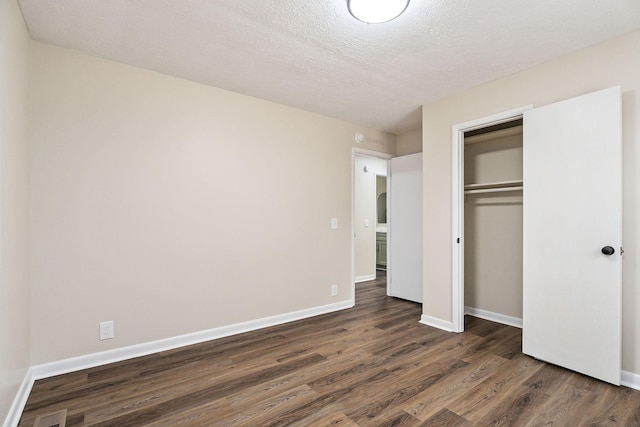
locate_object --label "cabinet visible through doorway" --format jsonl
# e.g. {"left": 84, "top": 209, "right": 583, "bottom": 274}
{"left": 376, "top": 232, "right": 387, "bottom": 269}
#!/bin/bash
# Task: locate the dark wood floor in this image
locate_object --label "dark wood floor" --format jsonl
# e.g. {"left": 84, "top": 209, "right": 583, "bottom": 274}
{"left": 19, "top": 273, "right": 640, "bottom": 426}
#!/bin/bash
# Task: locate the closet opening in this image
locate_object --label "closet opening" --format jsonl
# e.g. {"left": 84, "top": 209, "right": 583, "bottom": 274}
{"left": 451, "top": 105, "right": 532, "bottom": 333}
{"left": 463, "top": 119, "right": 523, "bottom": 330}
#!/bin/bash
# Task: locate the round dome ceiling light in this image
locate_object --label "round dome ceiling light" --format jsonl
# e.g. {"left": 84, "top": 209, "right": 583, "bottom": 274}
{"left": 347, "top": 0, "right": 410, "bottom": 24}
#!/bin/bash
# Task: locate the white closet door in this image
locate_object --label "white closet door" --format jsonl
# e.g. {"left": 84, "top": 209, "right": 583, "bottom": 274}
{"left": 523, "top": 86, "right": 622, "bottom": 385}
{"left": 389, "top": 153, "right": 423, "bottom": 303}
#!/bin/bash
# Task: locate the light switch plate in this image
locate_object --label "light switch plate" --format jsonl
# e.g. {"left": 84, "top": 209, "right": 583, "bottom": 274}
{"left": 331, "top": 218, "right": 338, "bottom": 229}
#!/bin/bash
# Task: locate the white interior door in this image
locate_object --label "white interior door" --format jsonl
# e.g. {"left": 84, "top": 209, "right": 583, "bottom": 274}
{"left": 389, "top": 153, "right": 423, "bottom": 303}
{"left": 523, "top": 86, "right": 622, "bottom": 385}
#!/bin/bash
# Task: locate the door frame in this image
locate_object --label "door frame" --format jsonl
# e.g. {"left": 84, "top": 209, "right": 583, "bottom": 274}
{"left": 451, "top": 105, "right": 532, "bottom": 333}
{"left": 352, "top": 148, "right": 393, "bottom": 304}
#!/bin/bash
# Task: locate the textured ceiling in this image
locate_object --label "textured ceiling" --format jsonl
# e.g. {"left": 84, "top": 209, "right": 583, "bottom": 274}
{"left": 17, "top": 0, "right": 640, "bottom": 134}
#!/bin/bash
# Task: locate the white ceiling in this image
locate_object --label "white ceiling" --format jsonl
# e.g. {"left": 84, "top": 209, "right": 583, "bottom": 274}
{"left": 17, "top": 0, "right": 640, "bottom": 134}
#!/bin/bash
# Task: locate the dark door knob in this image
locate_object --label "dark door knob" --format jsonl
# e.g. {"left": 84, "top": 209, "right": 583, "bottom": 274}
{"left": 601, "top": 246, "right": 615, "bottom": 256}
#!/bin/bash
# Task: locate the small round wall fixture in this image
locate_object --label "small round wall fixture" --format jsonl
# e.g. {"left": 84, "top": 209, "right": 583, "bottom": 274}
{"left": 347, "top": 0, "right": 410, "bottom": 24}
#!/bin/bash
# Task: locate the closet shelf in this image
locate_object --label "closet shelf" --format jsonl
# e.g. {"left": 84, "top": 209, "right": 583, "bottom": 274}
{"left": 464, "top": 179, "right": 523, "bottom": 194}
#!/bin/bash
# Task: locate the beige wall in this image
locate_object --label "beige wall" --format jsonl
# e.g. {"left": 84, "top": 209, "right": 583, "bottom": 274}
{"left": 422, "top": 29, "right": 640, "bottom": 374}
{"left": 397, "top": 127, "right": 422, "bottom": 155}
{"left": 0, "top": 0, "right": 31, "bottom": 420}
{"left": 464, "top": 132, "right": 523, "bottom": 318}
{"left": 29, "top": 42, "right": 395, "bottom": 364}
{"left": 354, "top": 156, "right": 388, "bottom": 280}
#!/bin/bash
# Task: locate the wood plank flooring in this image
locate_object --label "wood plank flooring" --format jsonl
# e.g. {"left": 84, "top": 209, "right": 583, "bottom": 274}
{"left": 19, "top": 273, "right": 640, "bottom": 426}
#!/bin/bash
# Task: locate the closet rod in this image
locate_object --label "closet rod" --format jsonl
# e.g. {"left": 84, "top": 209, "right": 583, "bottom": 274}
{"left": 464, "top": 186, "right": 523, "bottom": 195}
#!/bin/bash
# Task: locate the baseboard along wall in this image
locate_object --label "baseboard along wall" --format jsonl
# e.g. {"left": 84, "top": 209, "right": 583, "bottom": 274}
{"left": 419, "top": 310, "right": 639, "bottom": 392}
{"left": 6, "top": 302, "right": 640, "bottom": 427}
{"left": 622, "top": 370, "right": 640, "bottom": 390}
{"left": 419, "top": 314, "right": 454, "bottom": 332}
{"left": 464, "top": 306, "right": 523, "bottom": 329}
{"left": 354, "top": 274, "right": 376, "bottom": 283}
{"left": 3, "top": 299, "right": 353, "bottom": 427}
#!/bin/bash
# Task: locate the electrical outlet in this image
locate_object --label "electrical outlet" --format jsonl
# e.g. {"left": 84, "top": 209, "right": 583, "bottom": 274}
{"left": 331, "top": 284, "right": 338, "bottom": 297}
{"left": 99, "top": 320, "right": 114, "bottom": 340}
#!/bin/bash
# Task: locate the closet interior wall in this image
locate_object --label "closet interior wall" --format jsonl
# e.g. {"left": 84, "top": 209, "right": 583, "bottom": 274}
{"left": 464, "top": 125, "right": 523, "bottom": 322}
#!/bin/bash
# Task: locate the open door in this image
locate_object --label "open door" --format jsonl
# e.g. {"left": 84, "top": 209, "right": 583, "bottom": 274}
{"left": 523, "top": 86, "right": 622, "bottom": 385}
{"left": 389, "top": 153, "right": 423, "bottom": 303}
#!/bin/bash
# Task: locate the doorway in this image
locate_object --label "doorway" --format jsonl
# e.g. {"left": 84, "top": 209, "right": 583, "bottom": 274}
{"left": 462, "top": 120, "right": 524, "bottom": 328}
{"left": 352, "top": 149, "right": 392, "bottom": 302}
{"left": 451, "top": 105, "right": 532, "bottom": 333}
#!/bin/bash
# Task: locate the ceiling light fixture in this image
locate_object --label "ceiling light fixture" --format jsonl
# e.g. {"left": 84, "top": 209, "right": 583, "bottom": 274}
{"left": 347, "top": 0, "right": 410, "bottom": 24}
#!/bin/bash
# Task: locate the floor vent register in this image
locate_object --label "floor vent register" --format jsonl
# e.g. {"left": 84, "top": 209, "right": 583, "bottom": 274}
{"left": 33, "top": 409, "right": 67, "bottom": 427}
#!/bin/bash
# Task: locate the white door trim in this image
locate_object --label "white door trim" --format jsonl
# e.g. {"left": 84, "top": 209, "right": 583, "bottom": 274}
{"left": 451, "top": 105, "right": 532, "bottom": 332}
{"left": 352, "top": 148, "right": 393, "bottom": 304}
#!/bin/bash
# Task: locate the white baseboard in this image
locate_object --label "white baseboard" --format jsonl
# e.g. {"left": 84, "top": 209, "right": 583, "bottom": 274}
{"left": 4, "top": 299, "right": 353, "bottom": 427}
{"left": 622, "top": 370, "right": 640, "bottom": 391}
{"left": 6, "top": 299, "right": 638, "bottom": 427}
{"left": 419, "top": 311, "right": 640, "bottom": 392}
{"left": 31, "top": 299, "right": 353, "bottom": 380}
{"left": 465, "top": 306, "right": 523, "bottom": 329}
{"left": 355, "top": 274, "right": 376, "bottom": 283}
{"left": 419, "top": 314, "right": 454, "bottom": 332}
{"left": 3, "top": 370, "right": 34, "bottom": 427}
